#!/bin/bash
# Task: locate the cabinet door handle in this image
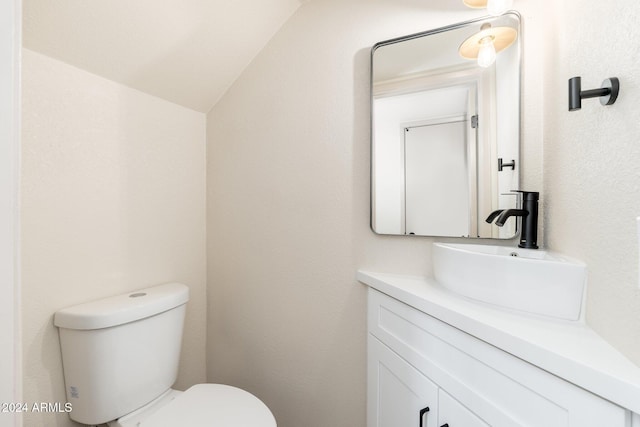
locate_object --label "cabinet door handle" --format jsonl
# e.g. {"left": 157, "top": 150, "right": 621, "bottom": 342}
{"left": 419, "top": 406, "right": 430, "bottom": 427}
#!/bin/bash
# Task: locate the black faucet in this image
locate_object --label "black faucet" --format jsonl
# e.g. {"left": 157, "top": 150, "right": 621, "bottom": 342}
{"left": 486, "top": 191, "right": 539, "bottom": 249}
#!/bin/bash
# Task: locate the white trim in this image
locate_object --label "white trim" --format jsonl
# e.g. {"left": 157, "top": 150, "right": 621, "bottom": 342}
{"left": 0, "top": 0, "right": 22, "bottom": 426}
{"left": 373, "top": 65, "right": 482, "bottom": 99}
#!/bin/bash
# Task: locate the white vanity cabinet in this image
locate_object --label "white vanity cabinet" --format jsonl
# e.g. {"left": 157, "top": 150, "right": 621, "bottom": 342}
{"left": 367, "top": 288, "right": 631, "bottom": 427}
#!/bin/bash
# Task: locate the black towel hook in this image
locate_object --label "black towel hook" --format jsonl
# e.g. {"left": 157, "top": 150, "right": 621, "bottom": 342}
{"left": 568, "top": 76, "right": 619, "bottom": 111}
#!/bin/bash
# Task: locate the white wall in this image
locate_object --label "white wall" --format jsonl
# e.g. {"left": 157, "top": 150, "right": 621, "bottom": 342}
{"left": 206, "top": 1, "right": 544, "bottom": 427}
{"left": 0, "top": 0, "right": 21, "bottom": 426}
{"left": 543, "top": 0, "right": 640, "bottom": 365}
{"left": 21, "top": 49, "right": 207, "bottom": 426}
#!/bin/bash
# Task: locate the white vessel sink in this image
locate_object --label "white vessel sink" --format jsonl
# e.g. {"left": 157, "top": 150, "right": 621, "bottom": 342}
{"left": 432, "top": 243, "right": 586, "bottom": 320}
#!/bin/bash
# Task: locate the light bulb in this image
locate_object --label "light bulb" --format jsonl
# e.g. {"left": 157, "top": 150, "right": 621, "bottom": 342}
{"left": 486, "top": 0, "right": 513, "bottom": 16}
{"left": 477, "top": 37, "right": 496, "bottom": 67}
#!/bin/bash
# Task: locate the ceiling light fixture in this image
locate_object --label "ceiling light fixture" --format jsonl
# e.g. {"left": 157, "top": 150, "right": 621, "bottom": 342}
{"left": 463, "top": 0, "right": 514, "bottom": 16}
{"left": 459, "top": 23, "right": 517, "bottom": 68}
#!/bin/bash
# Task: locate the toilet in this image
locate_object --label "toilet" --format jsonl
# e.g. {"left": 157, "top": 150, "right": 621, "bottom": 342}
{"left": 54, "top": 283, "right": 276, "bottom": 427}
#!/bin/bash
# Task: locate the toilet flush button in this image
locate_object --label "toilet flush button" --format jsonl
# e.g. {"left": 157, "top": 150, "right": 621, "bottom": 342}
{"left": 129, "top": 293, "right": 147, "bottom": 298}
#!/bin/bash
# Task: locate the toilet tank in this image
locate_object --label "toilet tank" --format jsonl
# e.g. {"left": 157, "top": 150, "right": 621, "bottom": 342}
{"left": 54, "top": 283, "right": 189, "bottom": 425}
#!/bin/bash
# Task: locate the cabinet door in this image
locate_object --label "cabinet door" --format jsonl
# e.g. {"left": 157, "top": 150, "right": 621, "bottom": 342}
{"left": 438, "top": 389, "right": 489, "bottom": 427}
{"left": 368, "top": 335, "right": 439, "bottom": 427}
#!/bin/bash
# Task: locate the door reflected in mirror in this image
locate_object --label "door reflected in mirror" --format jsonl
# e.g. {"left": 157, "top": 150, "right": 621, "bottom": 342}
{"left": 371, "top": 12, "right": 521, "bottom": 238}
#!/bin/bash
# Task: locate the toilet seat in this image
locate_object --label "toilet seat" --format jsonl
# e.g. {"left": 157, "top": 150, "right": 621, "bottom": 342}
{"left": 139, "top": 384, "right": 276, "bottom": 427}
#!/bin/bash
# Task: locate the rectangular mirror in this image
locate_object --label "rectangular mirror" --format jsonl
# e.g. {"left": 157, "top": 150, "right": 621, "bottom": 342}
{"left": 371, "top": 12, "right": 521, "bottom": 238}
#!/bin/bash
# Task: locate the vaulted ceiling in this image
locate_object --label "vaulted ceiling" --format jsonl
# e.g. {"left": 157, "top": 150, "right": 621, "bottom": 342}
{"left": 23, "top": 0, "right": 307, "bottom": 112}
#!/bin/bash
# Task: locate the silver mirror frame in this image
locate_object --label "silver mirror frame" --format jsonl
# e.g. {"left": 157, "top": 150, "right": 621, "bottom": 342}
{"left": 369, "top": 12, "right": 522, "bottom": 239}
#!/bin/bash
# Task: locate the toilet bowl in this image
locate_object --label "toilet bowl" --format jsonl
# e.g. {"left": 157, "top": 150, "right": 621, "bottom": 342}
{"left": 110, "top": 384, "right": 276, "bottom": 427}
{"left": 54, "top": 282, "right": 276, "bottom": 426}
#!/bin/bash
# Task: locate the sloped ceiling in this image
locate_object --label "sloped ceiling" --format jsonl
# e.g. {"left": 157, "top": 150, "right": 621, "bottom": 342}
{"left": 23, "top": 0, "right": 306, "bottom": 112}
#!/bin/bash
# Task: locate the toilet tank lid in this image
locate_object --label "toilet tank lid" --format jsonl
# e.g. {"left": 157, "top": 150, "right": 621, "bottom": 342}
{"left": 54, "top": 283, "right": 190, "bottom": 330}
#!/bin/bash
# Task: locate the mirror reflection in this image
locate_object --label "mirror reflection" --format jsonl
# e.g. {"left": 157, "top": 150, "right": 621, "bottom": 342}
{"left": 371, "top": 13, "right": 521, "bottom": 238}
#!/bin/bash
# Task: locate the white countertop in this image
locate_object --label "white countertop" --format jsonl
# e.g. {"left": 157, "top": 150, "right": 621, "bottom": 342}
{"left": 358, "top": 270, "right": 640, "bottom": 414}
